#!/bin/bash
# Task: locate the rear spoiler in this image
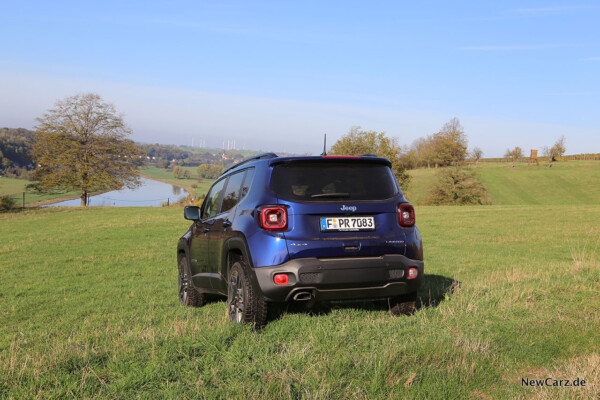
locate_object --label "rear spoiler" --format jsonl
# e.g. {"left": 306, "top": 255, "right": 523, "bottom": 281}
{"left": 270, "top": 155, "right": 392, "bottom": 167}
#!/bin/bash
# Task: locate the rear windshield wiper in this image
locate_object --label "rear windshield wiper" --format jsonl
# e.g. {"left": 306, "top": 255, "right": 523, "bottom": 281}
{"left": 311, "top": 192, "right": 350, "bottom": 198}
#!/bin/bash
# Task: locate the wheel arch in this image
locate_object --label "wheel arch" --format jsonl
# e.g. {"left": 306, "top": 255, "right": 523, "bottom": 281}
{"left": 223, "top": 235, "right": 260, "bottom": 288}
{"left": 177, "top": 239, "right": 189, "bottom": 263}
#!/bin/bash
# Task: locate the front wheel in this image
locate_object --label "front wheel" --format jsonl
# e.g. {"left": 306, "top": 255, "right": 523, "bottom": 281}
{"left": 178, "top": 254, "right": 205, "bottom": 307}
{"left": 227, "top": 261, "right": 267, "bottom": 329}
{"left": 388, "top": 291, "right": 417, "bottom": 316}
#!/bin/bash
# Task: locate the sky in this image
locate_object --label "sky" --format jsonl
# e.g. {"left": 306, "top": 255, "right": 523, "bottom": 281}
{"left": 1, "top": 1, "right": 599, "bottom": 157}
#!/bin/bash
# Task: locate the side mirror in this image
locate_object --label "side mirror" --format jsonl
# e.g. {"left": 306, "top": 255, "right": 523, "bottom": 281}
{"left": 184, "top": 206, "right": 200, "bottom": 221}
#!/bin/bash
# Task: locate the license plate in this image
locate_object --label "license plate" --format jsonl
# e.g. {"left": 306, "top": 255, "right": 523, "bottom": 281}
{"left": 320, "top": 216, "right": 375, "bottom": 232}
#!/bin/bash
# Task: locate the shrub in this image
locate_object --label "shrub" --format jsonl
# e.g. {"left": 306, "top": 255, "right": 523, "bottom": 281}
{"left": 0, "top": 195, "right": 16, "bottom": 211}
{"left": 424, "top": 167, "right": 490, "bottom": 205}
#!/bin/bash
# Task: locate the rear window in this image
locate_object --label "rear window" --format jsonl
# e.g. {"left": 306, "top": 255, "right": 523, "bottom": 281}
{"left": 270, "top": 161, "right": 397, "bottom": 201}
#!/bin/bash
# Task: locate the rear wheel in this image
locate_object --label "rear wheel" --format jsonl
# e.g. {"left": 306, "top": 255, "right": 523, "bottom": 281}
{"left": 389, "top": 291, "right": 417, "bottom": 316}
{"left": 227, "top": 261, "right": 268, "bottom": 329}
{"left": 178, "top": 254, "right": 205, "bottom": 307}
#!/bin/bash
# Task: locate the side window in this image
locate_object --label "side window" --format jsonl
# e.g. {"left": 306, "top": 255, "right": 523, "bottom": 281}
{"left": 202, "top": 178, "right": 226, "bottom": 219}
{"left": 221, "top": 171, "right": 245, "bottom": 213}
{"left": 240, "top": 168, "right": 255, "bottom": 199}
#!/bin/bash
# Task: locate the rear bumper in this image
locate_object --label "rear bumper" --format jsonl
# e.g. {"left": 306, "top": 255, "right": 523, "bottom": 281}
{"left": 253, "top": 255, "right": 424, "bottom": 302}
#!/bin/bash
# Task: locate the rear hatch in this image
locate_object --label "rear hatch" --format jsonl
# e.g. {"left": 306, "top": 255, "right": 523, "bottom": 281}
{"left": 269, "top": 158, "right": 407, "bottom": 259}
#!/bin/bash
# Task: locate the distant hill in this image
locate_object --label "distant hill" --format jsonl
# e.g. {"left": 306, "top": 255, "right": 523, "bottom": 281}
{"left": 0, "top": 128, "right": 35, "bottom": 169}
{"left": 137, "top": 142, "right": 258, "bottom": 167}
{"left": 0, "top": 129, "right": 261, "bottom": 174}
{"left": 405, "top": 160, "right": 600, "bottom": 206}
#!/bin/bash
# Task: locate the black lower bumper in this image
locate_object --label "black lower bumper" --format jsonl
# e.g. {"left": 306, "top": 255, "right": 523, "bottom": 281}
{"left": 253, "top": 255, "right": 424, "bottom": 302}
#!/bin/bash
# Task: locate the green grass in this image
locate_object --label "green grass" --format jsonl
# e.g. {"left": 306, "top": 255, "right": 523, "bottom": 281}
{"left": 0, "top": 177, "right": 81, "bottom": 206}
{"left": 405, "top": 160, "right": 600, "bottom": 206}
{"left": 1, "top": 206, "right": 598, "bottom": 398}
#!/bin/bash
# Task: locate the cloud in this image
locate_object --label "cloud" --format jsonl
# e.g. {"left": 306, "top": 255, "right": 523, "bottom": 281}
{"left": 459, "top": 44, "right": 579, "bottom": 51}
{"left": 510, "top": 6, "right": 598, "bottom": 16}
{"left": 543, "top": 91, "right": 597, "bottom": 96}
{"left": 458, "top": 45, "right": 539, "bottom": 51}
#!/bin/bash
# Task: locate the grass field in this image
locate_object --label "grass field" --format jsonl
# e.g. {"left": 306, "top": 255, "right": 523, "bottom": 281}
{"left": 1, "top": 206, "right": 598, "bottom": 398}
{"left": 404, "top": 160, "right": 600, "bottom": 206}
{"left": 138, "top": 166, "right": 215, "bottom": 200}
{"left": 0, "top": 177, "right": 82, "bottom": 206}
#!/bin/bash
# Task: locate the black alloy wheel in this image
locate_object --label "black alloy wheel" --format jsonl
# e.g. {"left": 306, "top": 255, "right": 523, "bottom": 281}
{"left": 227, "top": 261, "right": 268, "bottom": 329}
{"left": 228, "top": 267, "right": 245, "bottom": 323}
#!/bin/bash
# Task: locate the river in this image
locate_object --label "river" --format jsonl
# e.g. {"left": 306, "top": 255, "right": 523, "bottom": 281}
{"left": 46, "top": 177, "right": 189, "bottom": 207}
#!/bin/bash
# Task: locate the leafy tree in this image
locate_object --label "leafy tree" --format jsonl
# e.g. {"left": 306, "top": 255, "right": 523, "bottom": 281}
{"left": 432, "top": 118, "right": 468, "bottom": 167}
{"left": 183, "top": 169, "right": 192, "bottom": 179}
{"left": 173, "top": 165, "right": 184, "bottom": 179}
{"left": 543, "top": 136, "right": 566, "bottom": 168}
{"left": 472, "top": 147, "right": 483, "bottom": 168}
{"left": 403, "top": 118, "right": 468, "bottom": 169}
{"left": 156, "top": 159, "right": 170, "bottom": 169}
{"left": 424, "top": 167, "right": 489, "bottom": 205}
{"left": 504, "top": 146, "right": 523, "bottom": 168}
{"left": 329, "top": 127, "right": 411, "bottom": 190}
{"left": 31, "top": 93, "right": 144, "bottom": 206}
{"left": 197, "top": 164, "right": 222, "bottom": 179}
{"left": 408, "top": 137, "right": 437, "bottom": 169}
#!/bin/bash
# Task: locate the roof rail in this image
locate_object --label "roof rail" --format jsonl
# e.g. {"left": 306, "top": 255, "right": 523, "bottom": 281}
{"left": 361, "top": 153, "right": 378, "bottom": 157}
{"left": 222, "top": 152, "right": 278, "bottom": 174}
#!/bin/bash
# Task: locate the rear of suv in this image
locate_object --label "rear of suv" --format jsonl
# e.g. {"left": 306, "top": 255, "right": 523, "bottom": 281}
{"left": 177, "top": 153, "right": 423, "bottom": 328}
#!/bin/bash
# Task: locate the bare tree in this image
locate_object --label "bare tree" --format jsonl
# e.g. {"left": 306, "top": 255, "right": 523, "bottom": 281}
{"left": 504, "top": 146, "right": 523, "bottom": 168}
{"left": 472, "top": 147, "right": 483, "bottom": 168}
{"left": 542, "top": 136, "right": 566, "bottom": 168}
{"left": 32, "top": 93, "right": 144, "bottom": 206}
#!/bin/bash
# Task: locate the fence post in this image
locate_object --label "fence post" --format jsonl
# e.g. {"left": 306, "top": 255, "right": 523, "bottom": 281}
{"left": 167, "top": 198, "right": 170, "bottom": 206}
{"left": 22, "top": 192, "right": 25, "bottom": 210}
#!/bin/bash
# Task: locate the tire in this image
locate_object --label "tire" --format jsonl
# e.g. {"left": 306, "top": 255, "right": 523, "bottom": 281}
{"left": 227, "top": 261, "right": 268, "bottom": 329}
{"left": 178, "top": 254, "right": 205, "bottom": 307}
{"left": 388, "top": 291, "right": 417, "bottom": 316}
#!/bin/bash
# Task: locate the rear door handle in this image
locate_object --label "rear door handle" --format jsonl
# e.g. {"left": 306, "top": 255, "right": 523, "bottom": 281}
{"left": 203, "top": 228, "right": 211, "bottom": 233}
{"left": 222, "top": 220, "right": 232, "bottom": 228}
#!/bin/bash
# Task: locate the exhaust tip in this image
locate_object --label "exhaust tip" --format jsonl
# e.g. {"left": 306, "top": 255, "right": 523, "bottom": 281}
{"left": 293, "top": 291, "right": 313, "bottom": 301}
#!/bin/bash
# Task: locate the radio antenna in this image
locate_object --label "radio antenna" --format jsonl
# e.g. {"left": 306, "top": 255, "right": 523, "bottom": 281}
{"left": 321, "top": 133, "right": 327, "bottom": 156}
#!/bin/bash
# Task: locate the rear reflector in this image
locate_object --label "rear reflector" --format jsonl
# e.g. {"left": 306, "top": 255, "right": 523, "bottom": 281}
{"left": 407, "top": 268, "right": 418, "bottom": 279}
{"left": 398, "top": 204, "right": 415, "bottom": 227}
{"left": 273, "top": 273, "right": 289, "bottom": 285}
{"left": 259, "top": 206, "right": 288, "bottom": 230}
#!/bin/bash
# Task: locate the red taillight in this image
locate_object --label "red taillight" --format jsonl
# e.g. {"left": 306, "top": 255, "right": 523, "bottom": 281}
{"left": 407, "top": 268, "right": 418, "bottom": 279}
{"left": 398, "top": 204, "right": 415, "bottom": 227}
{"left": 259, "top": 206, "right": 288, "bottom": 230}
{"left": 273, "top": 273, "right": 289, "bottom": 285}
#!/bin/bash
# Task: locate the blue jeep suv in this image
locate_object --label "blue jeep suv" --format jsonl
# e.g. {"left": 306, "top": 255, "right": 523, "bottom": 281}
{"left": 177, "top": 153, "right": 424, "bottom": 328}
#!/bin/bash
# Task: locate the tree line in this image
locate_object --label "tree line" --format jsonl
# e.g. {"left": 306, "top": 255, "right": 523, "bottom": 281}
{"left": 328, "top": 120, "right": 487, "bottom": 205}
{"left": 328, "top": 119, "right": 568, "bottom": 205}
{"left": 0, "top": 128, "right": 35, "bottom": 179}
{"left": 0, "top": 92, "right": 580, "bottom": 209}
